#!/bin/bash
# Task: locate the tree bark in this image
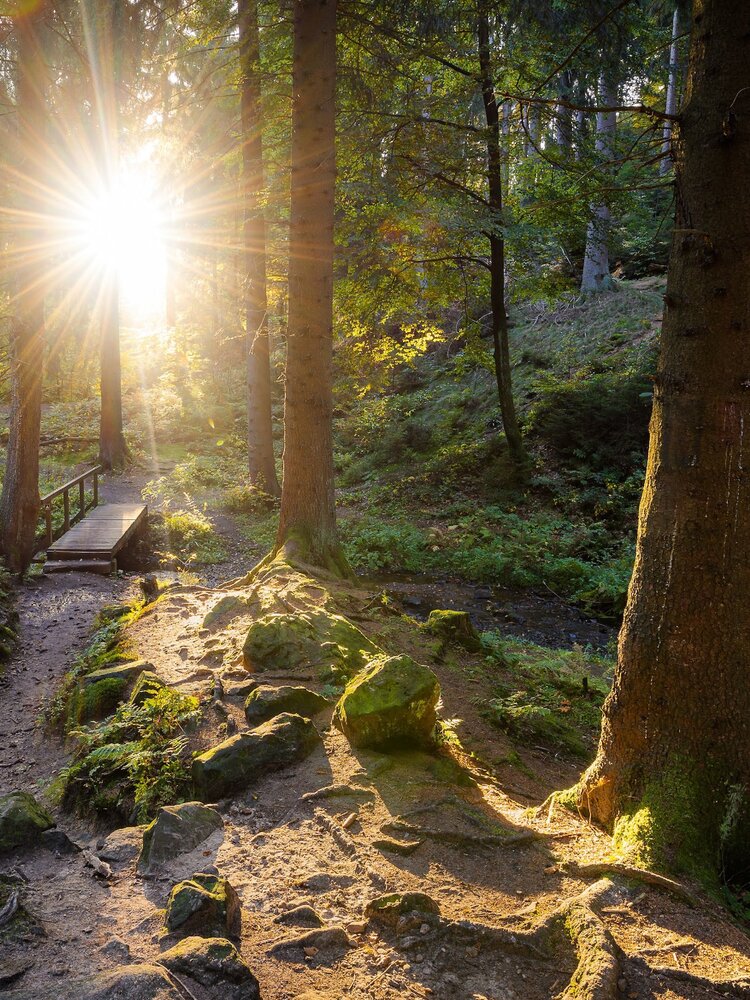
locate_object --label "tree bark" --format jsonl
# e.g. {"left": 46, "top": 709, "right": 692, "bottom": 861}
{"left": 0, "top": 4, "right": 48, "bottom": 574}
{"left": 576, "top": 0, "right": 750, "bottom": 885}
{"left": 98, "top": 273, "right": 127, "bottom": 470}
{"left": 477, "top": 4, "right": 527, "bottom": 471}
{"left": 580, "top": 72, "right": 616, "bottom": 293}
{"left": 238, "top": 0, "right": 280, "bottom": 497}
{"left": 274, "top": 0, "right": 348, "bottom": 573}
{"left": 95, "top": 1, "right": 127, "bottom": 470}
{"left": 660, "top": 5, "right": 685, "bottom": 176}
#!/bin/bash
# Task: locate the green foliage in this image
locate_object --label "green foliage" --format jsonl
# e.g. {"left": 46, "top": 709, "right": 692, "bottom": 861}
{"left": 526, "top": 350, "right": 655, "bottom": 474}
{"left": 61, "top": 686, "right": 201, "bottom": 823}
{"left": 480, "top": 635, "right": 611, "bottom": 758}
{"left": 162, "top": 510, "right": 226, "bottom": 566}
{"left": 45, "top": 602, "right": 142, "bottom": 728}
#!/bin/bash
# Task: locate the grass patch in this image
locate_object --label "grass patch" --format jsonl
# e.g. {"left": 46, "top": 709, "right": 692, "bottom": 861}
{"left": 480, "top": 634, "right": 612, "bottom": 757}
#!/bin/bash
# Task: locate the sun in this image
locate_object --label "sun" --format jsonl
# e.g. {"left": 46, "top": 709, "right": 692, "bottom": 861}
{"left": 78, "top": 159, "right": 168, "bottom": 321}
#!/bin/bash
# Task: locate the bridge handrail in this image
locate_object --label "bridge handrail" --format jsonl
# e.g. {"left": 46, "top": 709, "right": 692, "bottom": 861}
{"left": 35, "top": 465, "right": 103, "bottom": 554}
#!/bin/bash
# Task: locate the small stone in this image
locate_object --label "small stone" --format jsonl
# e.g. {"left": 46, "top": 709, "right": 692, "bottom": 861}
{"left": 275, "top": 905, "right": 325, "bottom": 928}
{"left": 100, "top": 937, "right": 130, "bottom": 961}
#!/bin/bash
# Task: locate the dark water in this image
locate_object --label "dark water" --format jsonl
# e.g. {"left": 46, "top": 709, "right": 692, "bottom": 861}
{"left": 366, "top": 574, "right": 617, "bottom": 651}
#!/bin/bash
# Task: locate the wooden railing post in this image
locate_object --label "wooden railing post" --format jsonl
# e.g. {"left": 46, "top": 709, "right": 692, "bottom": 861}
{"left": 79, "top": 479, "right": 85, "bottom": 517}
{"left": 63, "top": 490, "right": 70, "bottom": 533}
{"left": 93, "top": 470, "right": 99, "bottom": 507}
{"left": 45, "top": 504, "right": 52, "bottom": 548}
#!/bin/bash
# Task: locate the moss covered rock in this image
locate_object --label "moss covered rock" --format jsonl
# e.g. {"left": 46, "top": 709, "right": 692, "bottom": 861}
{"left": 129, "top": 670, "right": 166, "bottom": 706}
{"left": 0, "top": 791, "right": 54, "bottom": 854}
{"left": 333, "top": 654, "right": 440, "bottom": 750}
{"left": 202, "top": 594, "right": 248, "bottom": 629}
{"left": 159, "top": 936, "right": 260, "bottom": 1000}
{"left": 242, "top": 609, "right": 380, "bottom": 682}
{"left": 192, "top": 712, "right": 322, "bottom": 801}
{"left": 70, "top": 676, "right": 128, "bottom": 723}
{"left": 83, "top": 659, "right": 154, "bottom": 687}
{"left": 244, "top": 684, "right": 330, "bottom": 725}
{"left": 137, "top": 802, "right": 223, "bottom": 874}
{"left": 164, "top": 873, "right": 240, "bottom": 937}
{"left": 424, "top": 609, "right": 482, "bottom": 652}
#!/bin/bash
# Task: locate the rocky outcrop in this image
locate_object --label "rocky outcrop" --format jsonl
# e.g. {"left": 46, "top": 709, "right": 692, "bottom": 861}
{"left": 242, "top": 610, "right": 380, "bottom": 683}
{"left": 192, "top": 713, "right": 322, "bottom": 801}
{"left": 159, "top": 936, "right": 260, "bottom": 1000}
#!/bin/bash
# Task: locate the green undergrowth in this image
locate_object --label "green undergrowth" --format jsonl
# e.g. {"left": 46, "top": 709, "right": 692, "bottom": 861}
{"left": 45, "top": 600, "right": 145, "bottom": 729}
{"left": 61, "top": 686, "right": 201, "bottom": 823}
{"left": 479, "top": 633, "right": 612, "bottom": 758}
{"left": 0, "top": 567, "right": 17, "bottom": 663}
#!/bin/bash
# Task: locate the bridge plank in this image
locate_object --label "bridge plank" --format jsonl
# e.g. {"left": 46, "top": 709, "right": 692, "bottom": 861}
{"left": 47, "top": 503, "right": 147, "bottom": 561}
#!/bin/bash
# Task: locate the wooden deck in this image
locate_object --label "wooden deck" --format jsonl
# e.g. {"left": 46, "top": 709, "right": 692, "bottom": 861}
{"left": 45, "top": 503, "right": 148, "bottom": 573}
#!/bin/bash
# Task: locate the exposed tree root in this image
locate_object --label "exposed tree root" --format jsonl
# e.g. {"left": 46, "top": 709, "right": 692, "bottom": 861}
{"left": 380, "top": 817, "right": 539, "bottom": 849}
{"left": 369, "top": 880, "right": 622, "bottom": 1000}
{"left": 561, "top": 860, "right": 699, "bottom": 908}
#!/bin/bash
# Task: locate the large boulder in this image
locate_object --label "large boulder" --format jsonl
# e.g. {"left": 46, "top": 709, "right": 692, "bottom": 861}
{"left": 164, "top": 873, "right": 240, "bottom": 937}
{"left": 242, "top": 610, "right": 380, "bottom": 683}
{"left": 159, "top": 936, "right": 260, "bottom": 1000}
{"left": 333, "top": 655, "right": 440, "bottom": 750}
{"left": 192, "top": 713, "right": 322, "bottom": 801}
{"left": 244, "top": 685, "right": 330, "bottom": 725}
{"left": 137, "top": 802, "right": 223, "bottom": 874}
{"left": 0, "top": 791, "right": 54, "bottom": 853}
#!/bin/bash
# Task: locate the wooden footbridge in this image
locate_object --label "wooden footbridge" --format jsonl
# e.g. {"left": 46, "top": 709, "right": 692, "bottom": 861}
{"left": 35, "top": 466, "right": 147, "bottom": 574}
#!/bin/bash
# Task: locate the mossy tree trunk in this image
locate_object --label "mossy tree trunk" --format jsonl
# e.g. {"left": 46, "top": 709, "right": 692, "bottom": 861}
{"left": 477, "top": 3, "right": 527, "bottom": 472}
{"left": 238, "top": 0, "right": 280, "bottom": 498}
{"left": 576, "top": 0, "right": 750, "bottom": 885}
{"left": 0, "top": 3, "right": 48, "bottom": 575}
{"left": 274, "top": 0, "right": 349, "bottom": 576}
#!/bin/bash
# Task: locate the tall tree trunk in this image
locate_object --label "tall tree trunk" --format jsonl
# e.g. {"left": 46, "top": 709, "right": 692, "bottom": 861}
{"left": 555, "top": 69, "right": 574, "bottom": 150}
{"left": 0, "top": 4, "right": 47, "bottom": 574}
{"left": 580, "top": 72, "right": 616, "bottom": 292}
{"left": 576, "top": 0, "right": 750, "bottom": 885}
{"left": 99, "top": 274, "right": 126, "bottom": 469}
{"left": 477, "top": 5, "right": 527, "bottom": 471}
{"left": 274, "top": 0, "right": 348, "bottom": 573}
{"left": 660, "top": 4, "right": 685, "bottom": 176}
{"left": 94, "top": 1, "right": 127, "bottom": 469}
{"left": 238, "top": 0, "right": 280, "bottom": 497}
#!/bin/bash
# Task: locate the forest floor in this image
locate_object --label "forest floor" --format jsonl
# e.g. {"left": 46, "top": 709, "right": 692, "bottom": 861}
{"left": 2, "top": 472, "right": 750, "bottom": 1000}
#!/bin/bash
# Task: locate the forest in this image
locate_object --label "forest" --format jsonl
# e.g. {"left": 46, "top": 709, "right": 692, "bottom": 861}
{"left": 0, "top": 0, "right": 749, "bottom": 998}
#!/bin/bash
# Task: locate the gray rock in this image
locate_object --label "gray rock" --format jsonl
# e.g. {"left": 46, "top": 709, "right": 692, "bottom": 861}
{"left": 268, "top": 926, "right": 351, "bottom": 959}
{"left": 0, "top": 792, "right": 54, "bottom": 854}
{"left": 192, "top": 713, "right": 322, "bottom": 801}
{"left": 41, "top": 829, "right": 80, "bottom": 855}
{"left": 100, "top": 936, "right": 130, "bottom": 961}
{"left": 98, "top": 826, "right": 145, "bottom": 864}
{"left": 137, "top": 803, "right": 223, "bottom": 874}
{"left": 244, "top": 685, "right": 330, "bottom": 725}
{"left": 159, "top": 936, "right": 260, "bottom": 1000}
{"left": 274, "top": 904, "right": 325, "bottom": 928}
